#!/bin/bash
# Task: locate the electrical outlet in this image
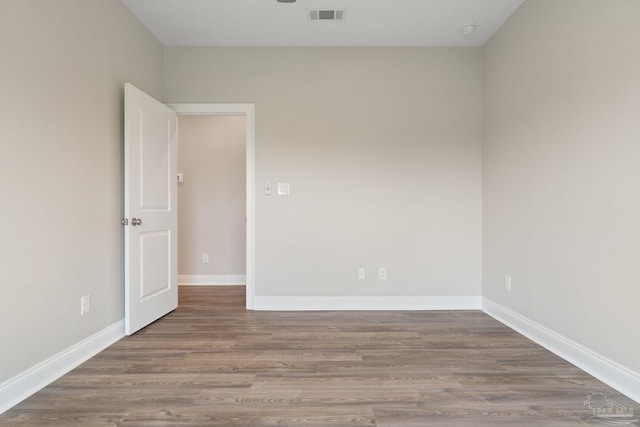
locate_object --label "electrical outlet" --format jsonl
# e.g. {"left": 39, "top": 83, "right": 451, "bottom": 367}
{"left": 358, "top": 268, "right": 365, "bottom": 280}
{"left": 379, "top": 267, "right": 387, "bottom": 280}
{"left": 202, "top": 253, "right": 209, "bottom": 263}
{"left": 505, "top": 275, "right": 512, "bottom": 291}
{"left": 80, "top": 295, "right": 91, "bottom": 315}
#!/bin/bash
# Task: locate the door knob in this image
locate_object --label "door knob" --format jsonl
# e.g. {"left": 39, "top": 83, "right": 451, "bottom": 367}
{"left": 131, "top": 218, "right": 143, "bottom": 226}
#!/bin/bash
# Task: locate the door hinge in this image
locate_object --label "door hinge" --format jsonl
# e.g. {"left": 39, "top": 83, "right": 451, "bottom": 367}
{"left": 121, "top": 218, "right": 129, "bottom": 226}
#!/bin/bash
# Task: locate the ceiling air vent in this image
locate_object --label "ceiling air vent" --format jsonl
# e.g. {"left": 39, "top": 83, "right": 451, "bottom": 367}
{"left": 308, "top": 9, "right": 345, "bottom": 22}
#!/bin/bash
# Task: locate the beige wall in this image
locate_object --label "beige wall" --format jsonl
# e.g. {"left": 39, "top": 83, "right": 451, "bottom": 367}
{"left": 178, "top": 116, "right": 246, "bottom": 276}
{"left": 165, "top": 47, "right": 483, "bottom": 298}
{"left": 0, "top": 0, "right": 163, "bottom": 382}
{"left": 483, "top": 0, "right": 640, "bottom": 374}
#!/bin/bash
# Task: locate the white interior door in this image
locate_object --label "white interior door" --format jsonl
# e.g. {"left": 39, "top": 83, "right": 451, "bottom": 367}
{"left": 124, "top": 83, "right": 178, "bottom": 335}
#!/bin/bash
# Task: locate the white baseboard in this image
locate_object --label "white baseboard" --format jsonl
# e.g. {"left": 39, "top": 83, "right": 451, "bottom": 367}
{"left": 253, "top": 295, "right": 481, "bottom": 311}
{"left": 178, "top": 275, "right": 246, "bottom": 286}
{"left": 482, "top": 298, "right": 640, "bottom": 404}
{"left": 0, "top": 320, "right": 124, "bottom": 414}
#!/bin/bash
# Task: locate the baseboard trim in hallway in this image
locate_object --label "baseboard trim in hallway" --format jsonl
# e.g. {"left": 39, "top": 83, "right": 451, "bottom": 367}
{"left": 178, "top": 275, "right": 246, "bottom": 286}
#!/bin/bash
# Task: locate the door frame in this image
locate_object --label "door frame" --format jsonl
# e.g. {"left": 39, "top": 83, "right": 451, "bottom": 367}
{"left": 168, "top": 103, "right": 255, "bottom": 309}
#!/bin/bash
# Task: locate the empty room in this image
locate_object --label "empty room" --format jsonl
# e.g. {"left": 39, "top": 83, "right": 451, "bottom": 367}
{"left": 0, "top": 0, "right": 638, "bottom": 425}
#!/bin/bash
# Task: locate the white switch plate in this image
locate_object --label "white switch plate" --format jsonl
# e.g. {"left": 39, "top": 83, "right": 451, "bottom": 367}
{"left": 379, "top": 267, "right": 387, "bottom": 280}
{"left": 177, "top": 173, "right": 184, "bottom": 183}
{"left": 202, "top": 253, "right": 209, "bottom": 263}
{"left": 265, "top": 181, "right": 272, "bottom": 195}
{"left": 277, "top": 182, "right": 290, "bottom": 195}
{"left": 358, "top": 268, "right": 365, "bottom": 280}
{"left": 505, "top": 275, "right": 512, "bottom": 291}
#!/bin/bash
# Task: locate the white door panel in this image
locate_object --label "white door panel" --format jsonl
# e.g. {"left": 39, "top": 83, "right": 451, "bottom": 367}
{"left": 124, "top": 83, "right": 177, "bottom": 335}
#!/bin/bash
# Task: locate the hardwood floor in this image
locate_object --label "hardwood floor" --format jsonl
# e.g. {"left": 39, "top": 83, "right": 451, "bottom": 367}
{"left": 1, "top": 286, "right": 636, "bottom": 426}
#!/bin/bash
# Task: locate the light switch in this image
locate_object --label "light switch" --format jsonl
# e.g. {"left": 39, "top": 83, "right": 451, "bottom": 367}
{"left": 265, "top": 181, "right": 272, "bottom": 195}
{"left": 278, "top": 182, "right": 290, "bottom": 195}
{"left": 177, "top": 173, "right": 184, "bottom": 183}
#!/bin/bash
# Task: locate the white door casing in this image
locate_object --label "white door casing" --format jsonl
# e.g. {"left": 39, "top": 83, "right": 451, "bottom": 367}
{"left": 124, "top": 83, "right": 178, "bottom": 335}
{"left": 168, "top": 103, "right": 255, "bottom": 309}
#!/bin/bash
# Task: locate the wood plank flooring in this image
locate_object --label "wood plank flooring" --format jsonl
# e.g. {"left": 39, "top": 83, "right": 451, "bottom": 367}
{"left": 1, "top": 286, "right": 637, "bottom": 426}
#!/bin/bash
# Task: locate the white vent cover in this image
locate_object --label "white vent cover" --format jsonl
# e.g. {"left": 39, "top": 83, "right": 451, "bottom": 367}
{"left": 308, "top": 9, "right": 345, "bottom": 22}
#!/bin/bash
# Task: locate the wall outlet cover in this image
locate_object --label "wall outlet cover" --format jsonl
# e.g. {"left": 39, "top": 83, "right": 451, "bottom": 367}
{"left": 80, "top": 295, "right": 91, "bottom": 315}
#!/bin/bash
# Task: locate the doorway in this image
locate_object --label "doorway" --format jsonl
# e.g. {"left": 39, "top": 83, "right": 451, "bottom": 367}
{"left": 169, "top": 104, "right": 255, "bottom": 309}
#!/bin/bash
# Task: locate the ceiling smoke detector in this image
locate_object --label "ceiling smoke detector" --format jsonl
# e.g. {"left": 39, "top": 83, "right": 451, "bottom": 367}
{"left": 461, "top": 23, "right": 476, "bottom": 35}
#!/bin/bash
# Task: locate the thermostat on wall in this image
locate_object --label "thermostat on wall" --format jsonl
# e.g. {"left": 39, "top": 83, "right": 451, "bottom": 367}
{"left": 277, "top": 182, "right": 290, "bottom": 195}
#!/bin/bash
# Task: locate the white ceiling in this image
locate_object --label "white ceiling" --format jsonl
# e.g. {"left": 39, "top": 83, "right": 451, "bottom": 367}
{"left": 121, "top": 0, "right": 525, "bottom": 47}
